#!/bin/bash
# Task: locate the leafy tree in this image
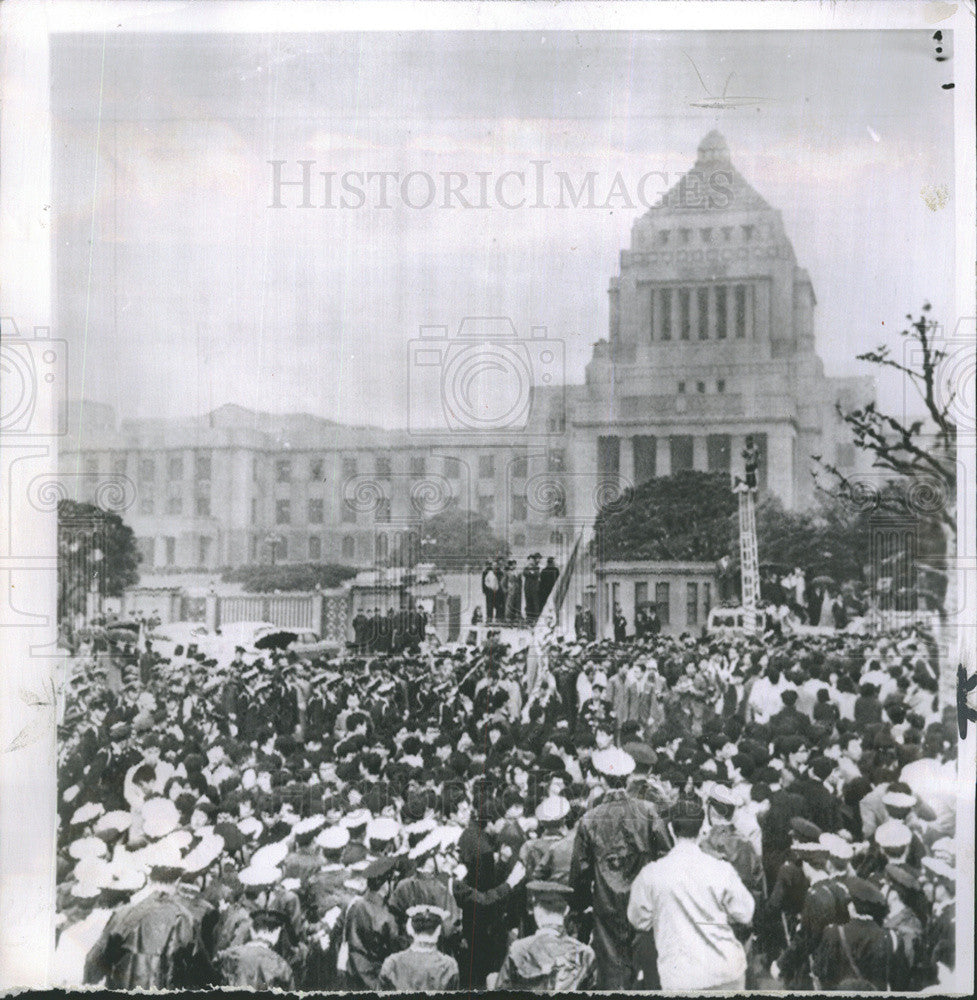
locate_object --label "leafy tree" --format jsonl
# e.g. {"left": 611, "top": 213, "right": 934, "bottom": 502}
{"left": 595, "top": 471, "right": 736, "bottom": 562}
{"left": 814, "top": 304, "right": 955, "bottom": 540}
{"left": 58, "top": 499, "right": 141, "bottom": 620}
{"left": 418, "top": 502, "right": 508, "bottom": 570}
{"left": 813, "top": 303, "right": 956, "bottom": 613}
{"left": 222, "top": 563, "right": 358, "bottom": 593}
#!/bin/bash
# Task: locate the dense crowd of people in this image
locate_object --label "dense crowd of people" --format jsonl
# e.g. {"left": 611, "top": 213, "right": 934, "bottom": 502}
{"left": 55, "top": 615, "right": 959, "bottom": 991}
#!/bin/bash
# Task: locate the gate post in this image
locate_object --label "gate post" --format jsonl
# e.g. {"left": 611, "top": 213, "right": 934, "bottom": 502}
{"left": 205, "top": 592, "right": 219, "bottom": 631}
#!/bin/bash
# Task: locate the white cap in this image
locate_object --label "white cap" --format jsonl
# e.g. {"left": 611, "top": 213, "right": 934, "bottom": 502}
{"left": 921, "top": 856, "right": 954, "bottom": 882}
{"left": 592, "top": 747, "right": 635, "bottom": 778}
{"left": 70, "top": 881, "right": 102, "bottom": 899}
{"left": 408, "top": 829, "right": 442, "bottom": 861}
{"left": 875, "top": 819, "right": 912, "bottom": 850}
{"left": 315, "top": 826, "right": 350, "bottom": 850}
{"left": 535, "top": 796, "right": 571, "bottom": 823}
{"left": 366, "top": 817, "right": 400, "bottom": 843}
{"left": 708, "top": 785, "right": 738, "bottom": 809}
{"left": 294, "top": 815, "right": 326, "bottom": 836}
{"left": 182, "top": 834, "right": 225, "bottom": 874}
{"left": 237, "top": 816, "right": 263, "bottom": 838}
{"left": 95, "top": 811, "right": 133, "bottom": 835}
{"left": 141, "top": 798, "right": 180, "bottom": 840}
{"left": 251, "top": 841, "right": 289, "bottom": 869}
{"left": 405, "top": 818, "right": 438, "bottom": 839}
{"left": 819, "top": 833, "right": 854, "bottom": 861}
{"left": 340, "top": 808, "right": 371, "bottom": 829}
{"left": 239, "top": 864, "right": 282, "bottom": 887}
{"left": 882, "top": 791, "right": 916, "bottom": 811}
{"left": 70, "top": 802, "right": 105, "bottom": 826}
{"left": 69, "top": 836, "right": 108, "bottom": 861}
{"left": 74, "top": 856, "right": 111, "bottom": 886}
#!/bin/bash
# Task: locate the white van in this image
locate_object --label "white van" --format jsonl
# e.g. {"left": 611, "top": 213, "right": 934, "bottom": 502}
{"left": 705, "top": 606, "right": 770, "bottom": 636}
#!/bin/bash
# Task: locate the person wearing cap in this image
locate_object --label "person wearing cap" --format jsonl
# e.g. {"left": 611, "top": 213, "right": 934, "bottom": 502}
{"left": 775, "top": 833, "right": 854, "bottom": 989}
{"left": 919, "top": 855, "right": 954, "bottom": 988}
{"left": 627, "top": 795, "right": 755, "bottom": 991}
{"left": 215, "top": 908, "right": 295, "bottom": 989}
{"left": 339, "top": 854, "right": 400, "bottom": 989}
{"left": 703, "top": 785, "right": 763, "bottom": 895}
{"left": 520, "top": 796, "right": 572, "bottom": 887}
{"left": 83, "top": 855, "right": 211, "bottom": 989}
{"left": 539, "top": 556, "right": 559, "bottom": 611}
{"left": 378, "top": 904, "right": 460, "bottom": 991}
{"left": 282, "top": 815, "right": 326, "bottom": 880}
{"left": 811, "top": 877, "right": 894, "bottom": 990}
{"left": 859, "top": 818, "right": 921, "bottom": 880}
{"left": 881, "top": 864, "right": 926, "bottom": 990}
{"left": 388, "top": 829, "right": 462, "bottom": 949}
{"left": 523, "top": 553, "right": 542, "bottom": 624}
{"left": 493, "top": 881, "right": 596, "bottom": 991}
{"left": 339, "top": 808, "right": 371, "bottom": 866}
{"left": 569, "top": 746, "right": 670, "bottom": 989}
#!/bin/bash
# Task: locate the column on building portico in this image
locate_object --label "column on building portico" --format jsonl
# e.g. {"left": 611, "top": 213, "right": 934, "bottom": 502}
{"left": 707, "top": 285, "right": 717, "bottom": 341}
{"left": 655, "top": 436, "right": 671, "bottom": 478}
{"left": 731, "top": 434, "right": 746, "bottom": 480}
{"left": 755, "top": 282, "right": 770, "bottom": 341}
{"left": 619, "top": 434, "right": 635, "bottom": 485}
{"left": 726, "top": 283, "right": 736, "bottom": 340}
{"left": 690, "top": 282, "right": 701, "bottom": 339}
{"left": 649, "top": 285, "right": 659, "bottom": 342}
{"left": 692, "top": 434, "right": 708, "bottom": 471}
{"left": 746, "top": 284, "right": 756, "bottom": 340}
{"left": 766, "top": 432, "right": 795, "bottom": 507}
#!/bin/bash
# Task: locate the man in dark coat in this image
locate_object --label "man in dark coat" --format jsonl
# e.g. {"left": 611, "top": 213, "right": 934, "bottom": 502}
{"left": 538, "top": 557, "right": 560, "bottom": 610}
{"left": 812, "top": 878, "right": 894, "bottom": 990}
{"left": 341, "top": 856, "right": 400, "bottom": 990}
{"left": 569, "top": 748, "right": 670, "bottom": 989}
{"left": 523, "top": 553, "right": 542, "bottom": 623}
{"left": 216, "top": 909, "right": 295, "bottom": 988}
{"left": 84, "top": 864, "right": 211, "bottom": 989}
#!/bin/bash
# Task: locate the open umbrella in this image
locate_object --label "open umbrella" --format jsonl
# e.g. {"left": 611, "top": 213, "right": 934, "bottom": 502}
{"left": 254, "top": 630, "right": 298, "bottom": 651}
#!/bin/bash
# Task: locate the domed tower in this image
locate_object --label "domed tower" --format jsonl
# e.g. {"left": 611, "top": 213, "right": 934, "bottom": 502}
{"left": 573, "top": 131, "right": 871, "bottom": 509}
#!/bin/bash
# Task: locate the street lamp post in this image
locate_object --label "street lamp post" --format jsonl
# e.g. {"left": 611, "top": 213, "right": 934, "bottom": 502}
{"left": 265, "top": 532, "right": 285, "bottom": 567}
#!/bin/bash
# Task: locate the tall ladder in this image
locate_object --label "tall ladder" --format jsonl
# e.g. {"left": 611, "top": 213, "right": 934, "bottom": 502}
{"left": 738, "top": 487, "right": 761, "bottom": 631}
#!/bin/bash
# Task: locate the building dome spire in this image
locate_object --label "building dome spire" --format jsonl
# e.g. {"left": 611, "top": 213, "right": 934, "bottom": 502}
{"left": 697, "top": 129, "right": 731, "bottom": 165}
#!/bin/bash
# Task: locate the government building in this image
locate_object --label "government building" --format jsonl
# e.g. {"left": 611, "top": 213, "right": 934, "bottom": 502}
{"left": 62, "top": 132, "right": 873, "bottom": 577}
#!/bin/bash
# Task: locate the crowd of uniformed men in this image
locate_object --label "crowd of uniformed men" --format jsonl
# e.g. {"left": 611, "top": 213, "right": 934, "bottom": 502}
{"left": 56, "top": 615, "right": 958, "bottom": 991}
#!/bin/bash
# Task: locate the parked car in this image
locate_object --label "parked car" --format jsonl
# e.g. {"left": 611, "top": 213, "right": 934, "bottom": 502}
{"left": 213, "top": 621, "right": 324, "bottom": 663}
{"left": 705, "top": 606, "right": 771, "bottom": 636}
{"left": 147, "top": 621, "right": 217, "bottom": 659}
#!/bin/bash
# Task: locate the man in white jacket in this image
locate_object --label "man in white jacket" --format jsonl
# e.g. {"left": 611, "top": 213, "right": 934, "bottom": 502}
{"left": 627, "top": 795, "right": 755, "bottom": 991}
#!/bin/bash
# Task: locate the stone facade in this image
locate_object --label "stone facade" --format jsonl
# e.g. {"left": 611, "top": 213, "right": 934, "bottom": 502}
{"left": 62, "top": 132, "right": 873, "bottom": 572}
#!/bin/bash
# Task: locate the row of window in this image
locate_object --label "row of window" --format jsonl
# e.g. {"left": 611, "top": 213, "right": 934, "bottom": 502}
{"left": 678, "top": 379, "right": 725, "bottom": 394}
{"left": 597, "top": 432, "right": 768, "bottom": 485}
{"left": 138, "top": 536, "right": 212, "bottom": 566}
{"left": 140, "top": 494, "right": 210, "bottom": 516}
{"left": 92, "top": 455, "right": 212, "bottom": 481}
{"left": 91, "top": 451, "right": 568, "bottom": 489}
{"left": 268, "top": 453, "right": 555, "bottom": 483}
{"left": 656, "top": 224, "right": 754, "bottom": 247}
{"left": 650, "top": 283, "right": 752, "bottom": 341}
{"left": 608, "top": 579, "right": 712, "bottom": 627}
{"left": 266, "top": 492, "right": 547, "bottom": 527}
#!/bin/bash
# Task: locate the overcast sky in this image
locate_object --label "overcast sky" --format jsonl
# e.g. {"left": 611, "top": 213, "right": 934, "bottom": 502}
{"left": 52, "top": 29, "right": 956, "bottom": 428}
